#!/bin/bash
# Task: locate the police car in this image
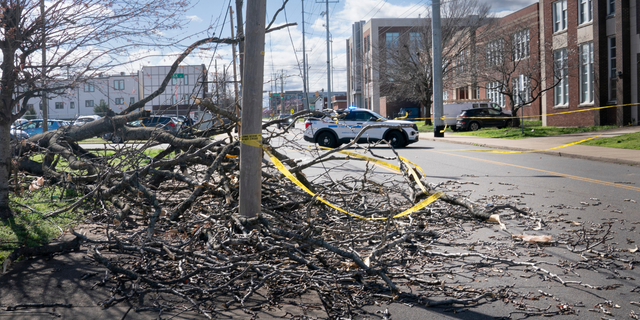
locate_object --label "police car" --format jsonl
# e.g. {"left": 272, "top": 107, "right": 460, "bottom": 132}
{"left": 303, "top": 108, "right": 419, "bottom": 148}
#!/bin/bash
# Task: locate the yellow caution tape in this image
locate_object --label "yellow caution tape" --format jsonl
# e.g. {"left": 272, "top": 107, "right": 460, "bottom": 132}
{"left": 393, "top": 191, "right": 443, "bottom": 218}
{"left": 270, "top": 147, "right": 442, "bottom": 220}
{"left": 240, "top": 134, "right": 262, "bottom": 147}
{"left": 463, "top": 135, "right": 601, "bottom": 153}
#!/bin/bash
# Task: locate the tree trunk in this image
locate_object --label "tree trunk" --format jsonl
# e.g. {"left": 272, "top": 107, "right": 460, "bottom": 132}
{"left": 0, "top": 122, "right": 13, "bottom": 219}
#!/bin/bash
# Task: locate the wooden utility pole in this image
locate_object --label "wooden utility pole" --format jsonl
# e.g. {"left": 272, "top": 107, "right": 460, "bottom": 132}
{"left": 239, "top": 0, "right": 266, "bottom": 218}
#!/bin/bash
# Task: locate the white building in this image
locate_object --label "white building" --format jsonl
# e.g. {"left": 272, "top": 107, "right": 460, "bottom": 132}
{"left": 24, "top": 65, "right": 208, "bottom": 120}
{"left": 139, "top": 65, "right": 208, "bottom": 117}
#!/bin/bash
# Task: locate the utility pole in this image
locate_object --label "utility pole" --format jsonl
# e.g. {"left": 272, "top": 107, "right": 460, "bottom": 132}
{"left": 432, "top": 0, "right": 444, "bottom": 137}
{"left": 230, "top": 6, "right": 241, "bottom": 131}
{"left": 280, "top": 69, "right": 284, "bottom": 115}
{"left": 41, "top": 0, "right": 48, "bottom": 132}
{"left": 301, "top": 0, "right": 310, "bottom": 110}
{"left": 239, "top": 0, "right": 266, "bottom": 218}
{"left": 325, "top": 0, "right": 331, "bottom": 110}
{"left": 235, "top": 0, "right": 245, "bottom": 78}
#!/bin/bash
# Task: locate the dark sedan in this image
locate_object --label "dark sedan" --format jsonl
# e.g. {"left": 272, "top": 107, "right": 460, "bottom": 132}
{"left": 455, "top": 107, "right": 518, "bottom": 131}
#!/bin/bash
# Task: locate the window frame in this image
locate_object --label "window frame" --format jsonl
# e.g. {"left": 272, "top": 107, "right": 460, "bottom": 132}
{"left": 579, "top": 42, "right": 594, "bottom": 104}
{"left": 114, "top": 79, "right": 125, "bottom": 90}
{"left": 579, "top": 0, "right": 592, "bottom": 24}
{"left": 55, "top": 102, "right": 64, "bottom": 109}
{"left": 85, "top": 100, "right": 94, "bottom": 108}
{"left": 115, "top": 98, "right": 124, "bottom": 105}
{"left": 607, "top": 0, "right": 615, "bottom": 15}
{"left": 84, "top": 83, "right": 95, "bottom": 92}
{"left": 486, "top": 81, "right": 505, "bottom": 107}
{"left": 553, "top": 48, "right": 569, "bottom": 106}
{"left": 552, "top": 0, "right": 567, "bottom": 33}
{"left": 608, "top": 37, "right": 617, "bottom": 101}
{"left": 512, "top": 29, "right": 530, "bottom": 61}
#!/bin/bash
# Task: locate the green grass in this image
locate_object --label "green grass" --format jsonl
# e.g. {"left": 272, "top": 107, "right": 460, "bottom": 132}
{"left": 1, "top": 188, "right": 86, "bottom": 263}
{"left": 580, "top": 131, "right": 640, "bottom": 150}
{"left": 416, "top": 120, "right": 618, "bottom": 139}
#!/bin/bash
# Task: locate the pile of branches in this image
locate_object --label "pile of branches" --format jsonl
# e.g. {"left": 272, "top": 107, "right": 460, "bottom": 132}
{"left": 8, "top": 100, "right": 635, "bottom": 319}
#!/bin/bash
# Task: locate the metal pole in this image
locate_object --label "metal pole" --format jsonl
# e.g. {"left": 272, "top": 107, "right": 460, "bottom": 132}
{"left": 325, "top": 0, "right": 331, "bottom": 110}
{"left": 432, "top": 0, "right": 444, "bottom": 137}
{"left": 302, "top": 0, "right": 309, "bottom": 110}
{"left": 230, "top": 6, "right": 241, "bottom": 131}
{"left": 239, "top": 0, "right": 266, "bottom": 218}
{"left": 41, "top": 0, "right": 48, "bottom": 132}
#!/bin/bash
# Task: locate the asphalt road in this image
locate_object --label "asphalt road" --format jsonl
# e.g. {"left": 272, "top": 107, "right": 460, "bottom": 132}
{"left": 271, "top": 126, "right": 640, "bottom": 319}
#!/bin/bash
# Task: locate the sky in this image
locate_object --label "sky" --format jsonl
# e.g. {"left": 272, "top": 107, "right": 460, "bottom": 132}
{"left": 134, "top": 0, "right": 538, "bottom": 103}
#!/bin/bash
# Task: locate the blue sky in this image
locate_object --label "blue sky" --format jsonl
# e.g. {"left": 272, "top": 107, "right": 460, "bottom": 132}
{"left": 136, "top": 0, "right": 537, "bottom": 101}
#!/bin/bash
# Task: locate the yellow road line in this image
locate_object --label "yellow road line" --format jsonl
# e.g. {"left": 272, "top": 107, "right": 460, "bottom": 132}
{"left": 432, "top": 150, "right": 640, "bottom": 193}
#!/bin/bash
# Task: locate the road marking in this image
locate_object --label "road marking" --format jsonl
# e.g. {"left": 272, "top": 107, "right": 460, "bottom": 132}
{"left": 433, "top": 151, "right": 640, "bottom": 193}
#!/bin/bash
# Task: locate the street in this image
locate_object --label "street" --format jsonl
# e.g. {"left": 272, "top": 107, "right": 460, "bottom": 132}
{"left": 271, "top": 125, "right": 640, "bottom": 319}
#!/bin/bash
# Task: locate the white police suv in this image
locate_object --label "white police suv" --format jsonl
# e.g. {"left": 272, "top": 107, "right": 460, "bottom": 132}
{"left": 303, "top": 108, "right": 419, "bottom": 148}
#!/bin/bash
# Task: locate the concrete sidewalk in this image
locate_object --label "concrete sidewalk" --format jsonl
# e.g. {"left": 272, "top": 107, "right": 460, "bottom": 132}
{"left": 419, "top": 126, "right": 640, "bottom": 166}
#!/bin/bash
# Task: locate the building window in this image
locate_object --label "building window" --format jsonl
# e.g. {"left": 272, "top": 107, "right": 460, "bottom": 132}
{"left": 608, "top": 0, "right": 615, "bottom": 15}
{"left": 183, "top": 94, "right": 190, "bottom": 103}
{"left": 130, "top": 97, "right": 135, "bottom": 105}
{"left": 455, "top": 49, "right": 467, "bottom": 75}
{"left": 55, "top": 102, "right": 64, "bottom": 109}
{"left": 579, "top": 42, "right": 594, "bottom": 104}
{"left": 409, "top": 32, "right": 421, "bottom": 53}
{"left": 39, "top": 101, "right": 42, "bottom": 110}
{"left": 609, "top": 37, "right": 616, "bottom": 101}
{"left": 84, "top": 83, "right": 94, "bottom": 92}
{"left": 171, "top": 95, "right": 177, "bottom": 105}
{"left": 487, "top": 82, "right": 505, "bottom": 107}
{"left": 70, "top": 102, "right": 75, "bottom": 109}
{"left": 385, "top": 32, "right": 399, "bottom": 49}
{"left": 115, "top": 98, "right": 124, "bottom": 105}
{"left": 579, "top": 0, "right": 592, "bottom": 24}
{"left": 553, "top": 48, "right": 568, "bottom": 106}
{"left": 485, "top": 39, "right": 504, "bottom": 66}
{"left": 513, "top": 75, "right": 531, "bottom": 106}
{"left": 184, "top": 75, "right": 189, "bottom": 85}
{"left": 85, "top": 100, "right": 94, "bottom": 108}
{"left": 553, "top": 0, "right": 567, "bottom": 32}
{"left": 443, "top": 90, "right": 449, "bottom": 101}
{"left": 512, "top": 29, "right": 530, "bottom": 61}
{"left": 114, "top": 80, "right": 124, "bottom": 90}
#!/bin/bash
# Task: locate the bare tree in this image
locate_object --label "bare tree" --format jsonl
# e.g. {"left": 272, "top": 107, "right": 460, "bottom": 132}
{"left": 376, "top": 0, "right": 491, "bottom": 124}
{"left": 0, "top": 0, "right": 193, "bottom": 219}
{"left": 472, "top": 13, "right": 573, "bottom": 124}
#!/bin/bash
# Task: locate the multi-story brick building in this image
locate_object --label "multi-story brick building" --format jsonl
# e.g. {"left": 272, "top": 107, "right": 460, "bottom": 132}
{"left": 347, "top": 1, "right": 639, "bottom": 127}
{"left": 540, "top": 0, "right": 638, "bottom": 126}
{"left": 346, "top": 18, "right": 426, "bottom": 117}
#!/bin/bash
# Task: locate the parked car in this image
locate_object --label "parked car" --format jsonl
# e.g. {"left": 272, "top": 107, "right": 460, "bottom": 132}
{"left": 432, "top": 100, "right": 510, "bottom": 130}
{"left": 73, "top": 115, "right": 101, "bottom": 126}
{"left": 276, "top": 114, "right": 294, "bottom": 129}
{"left": 12, "top": 118, "right": 29, "bottom": 129}
{"left": 303, "top": 108, "right": 419, "bottom": 148}
{"left": 455, "top": 107, "right": 519, "bottom": 131}
{"left": 140, "top": 116, "right": 182, "bottom": 134}
{"left": 15, "top": 119, "right": 71, "bottom": 136}
{"left": 10, "top": 128, "right": 29, "bottom": 140}
{"left": 102, "top": 116, "right": 181, "bottom": 143}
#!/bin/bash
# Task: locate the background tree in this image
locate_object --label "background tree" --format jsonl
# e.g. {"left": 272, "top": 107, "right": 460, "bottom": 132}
{"left": 472, "top": 15, "right": 573, "bottom": 124}
{"left": 0, "top": 0, "right": 192, "bottom": 219}
{"left": 93, "top": 100, "right": 113, "bottom": 117}
{"left": 377, "top": 0, "right": 491, "bottom": 124}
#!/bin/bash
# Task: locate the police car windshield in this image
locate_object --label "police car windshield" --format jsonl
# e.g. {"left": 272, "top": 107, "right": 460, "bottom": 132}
{"left": 367, "top": 110, "right": 387, "bottom": 121}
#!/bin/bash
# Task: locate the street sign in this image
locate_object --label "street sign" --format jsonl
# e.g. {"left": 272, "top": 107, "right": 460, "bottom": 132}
{"left": 172, "top": 73, "right": 184, "bottom": 78}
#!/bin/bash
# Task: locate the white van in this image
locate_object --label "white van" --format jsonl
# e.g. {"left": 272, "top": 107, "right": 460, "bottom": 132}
{"left": 433, "top": 100, "right": 507, "bottom": 130}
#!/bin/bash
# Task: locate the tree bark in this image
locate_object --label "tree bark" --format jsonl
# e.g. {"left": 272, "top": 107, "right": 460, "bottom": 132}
{"left": 0, "top": 123, "right": 13, "bottom": 219}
